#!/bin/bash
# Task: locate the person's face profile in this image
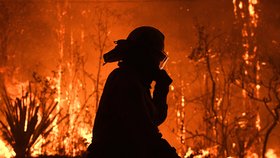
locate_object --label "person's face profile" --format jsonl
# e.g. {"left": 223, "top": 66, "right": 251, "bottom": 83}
{"left": 148, "top": 49, "right": 168, "bottom": 70}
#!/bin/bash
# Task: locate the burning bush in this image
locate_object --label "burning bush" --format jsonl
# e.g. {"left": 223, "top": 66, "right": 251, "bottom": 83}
{"left": 0, "top": 76, "right": 65, "bottom": 158}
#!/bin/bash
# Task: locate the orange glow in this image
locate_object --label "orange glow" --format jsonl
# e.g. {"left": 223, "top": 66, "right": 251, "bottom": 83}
{"left": 0, "top": 139, "right": 15, "bottom": 158}
{"left": 31, "top": 136, "right": 45, "bottom": 157}
{"left": 234, "top": 0, "right": 259, "bottom": 66}
{"left": 184, "top": 146, "right": 218, "bottom": 158}
{"left": 239, "top": 1, "right": 243, "bottom": 9}
{"left": 245, "top": 149, "right": 278, "bottom": 158}
{"left": 249, "top": 0, "right": 259, "bottom": 27}
{"left": 246, "top": 151, "right": 259, "bottom": 158}
{"left": 1, "top": 0, "right": 279, "bottom": 157}
{"left": 265, "top": 149, "right": 277, "bottom": 158}
{"left": 176, "top": 80, "right": 186, "bottom": 146}
{"left": 184, "top": 147, "right": 278, "bottom": 158}
{"left": 79, "top": 128, "right": 92, "bottom": 145}
{"left": 256, "top": 113, "right": 261, "bottom": 130}
{"left": 0, "top": 75, "right": 92, "bottom": 157}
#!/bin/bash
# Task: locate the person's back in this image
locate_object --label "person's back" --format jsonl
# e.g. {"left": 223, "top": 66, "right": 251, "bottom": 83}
{"left": 87, "top": 26, "right": 180, "bottom": 158}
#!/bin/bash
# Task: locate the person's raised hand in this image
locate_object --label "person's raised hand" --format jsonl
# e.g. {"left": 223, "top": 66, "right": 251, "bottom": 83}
{"left": 154, "top": 69, "right": 172, "bottom": 86}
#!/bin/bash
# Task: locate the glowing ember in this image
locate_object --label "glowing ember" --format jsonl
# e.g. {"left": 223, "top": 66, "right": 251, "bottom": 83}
{"left": 233, "top": 0, "right": 259, "bottom": 67}
{"left": 31, "top": 136, "right": 45, "bottom": 157}
{"left": 265, "top": 149, "right": 277, "bottom": 158}
{"left": 246, "top": 151, "right": 259, "bottom": 158}
{"left": 79, "top": 128, "right": 92, "bottom": 144}
{"left": 0, "top": 138, "right": 15, "bottom": 158}
{"left": 184, "top": 147, "right": 278, "bottom": 158}
{"left": 245, "top": 149, "right": 278, "bottom": 158}
{"left": 184, "top": 148, "right": 193, "bottom": 158}
{"left": 256, "top": 113, "right": 261, "bottom": 130}
{"left": 176, "top": 80, "right": 187, "bottom": 147}
{"left": 233, "top": 0, "right": 262, "bottom": 146}
{"left": 184, "top": 146, "right": 218, "bottom": 158}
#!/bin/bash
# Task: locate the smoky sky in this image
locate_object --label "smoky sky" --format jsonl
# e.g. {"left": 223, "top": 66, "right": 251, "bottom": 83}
{"left": 2, "top": 0, "right": 279, "bottom": 77}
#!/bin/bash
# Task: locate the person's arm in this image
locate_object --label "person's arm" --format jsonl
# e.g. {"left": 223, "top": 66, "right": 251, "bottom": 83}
{"left": 116, "top": 74, "right": 160, "bottom": 138}
{"left": 153, "top": 69, "right": 173, "bottom": 126}
{"left": 116, "top": 71, "right": 179, "bottom": 158}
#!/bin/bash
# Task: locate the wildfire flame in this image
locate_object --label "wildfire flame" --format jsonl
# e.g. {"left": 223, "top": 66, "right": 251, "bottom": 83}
{"left": 184, "top": 147, "right": 278, "bottom": 158}
{"left": 233, "top": 0, "right": 259, "bottom": 70}
{"left": 265, "top": 149, "right": 277, "bottom": 158}
{"left": 1, "top": 0, "right": 279, "bottom": 157}
{"left": 0, "top": 72, "right": 92, "bottom": 157}
{"left": 0, "top": 138, "right": 15, "bottom": 158}
{"left": 184, "top": 146, "right": 217, "bottom": 158}
{"left": 233, "top": 0, "right": 263, "bottom": 152}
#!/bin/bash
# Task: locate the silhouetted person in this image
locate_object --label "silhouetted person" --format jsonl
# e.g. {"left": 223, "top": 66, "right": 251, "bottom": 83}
{"left": 87, "top": 26, "right": 180, "bottom": 158}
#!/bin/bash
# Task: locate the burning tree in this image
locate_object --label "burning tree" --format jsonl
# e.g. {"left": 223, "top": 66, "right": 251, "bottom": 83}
{"left": 0, "top": 74, "right": 65, "bottom": 158}
{"left": 178, "top": 1, "right": 279, "bottom": 157}
{"left": 183, "top": 21, "right": 279, "bottom": 158}
{"left": 236, "top": 39, "right": 280, "bottom": 158}
{"left": 93, "top": 7, "right": 110, "bottom": 110}
{"left": 87, "top": 5, "right": 120, "bottom": 110}
{"left": 185, "top": 23, "right": 262, "bottom": 157}
{"left": 34, "top": 2, "right": 119, "bottom": 156}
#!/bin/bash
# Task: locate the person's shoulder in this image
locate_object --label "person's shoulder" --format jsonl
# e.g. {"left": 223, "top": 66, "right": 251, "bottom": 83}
{"left": 107, "top": 68, "right": 125, "bottom": 80}
{"left": 107, "top": 67, "right": 140, "bottom": 86}
{"left": 108, "top": 68, "right": 133, "bottom": 79}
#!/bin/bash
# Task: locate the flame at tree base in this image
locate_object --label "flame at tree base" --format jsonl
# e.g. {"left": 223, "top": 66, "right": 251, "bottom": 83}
{"left": 184, "top": 147, "right": 278, "bottom": 158}
{"left": 0, "top": 138, "right": 15, "bottom": 158}
{"left": 265, "top": 149, "right": 277, "bottom": 158}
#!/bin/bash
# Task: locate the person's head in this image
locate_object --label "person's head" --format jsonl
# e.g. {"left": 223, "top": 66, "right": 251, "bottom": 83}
{"left": 125, "top": 26, "right": 167, "bottom": 70}
{"left": 104, "top": 26, "right": 168, "bottom": 75}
